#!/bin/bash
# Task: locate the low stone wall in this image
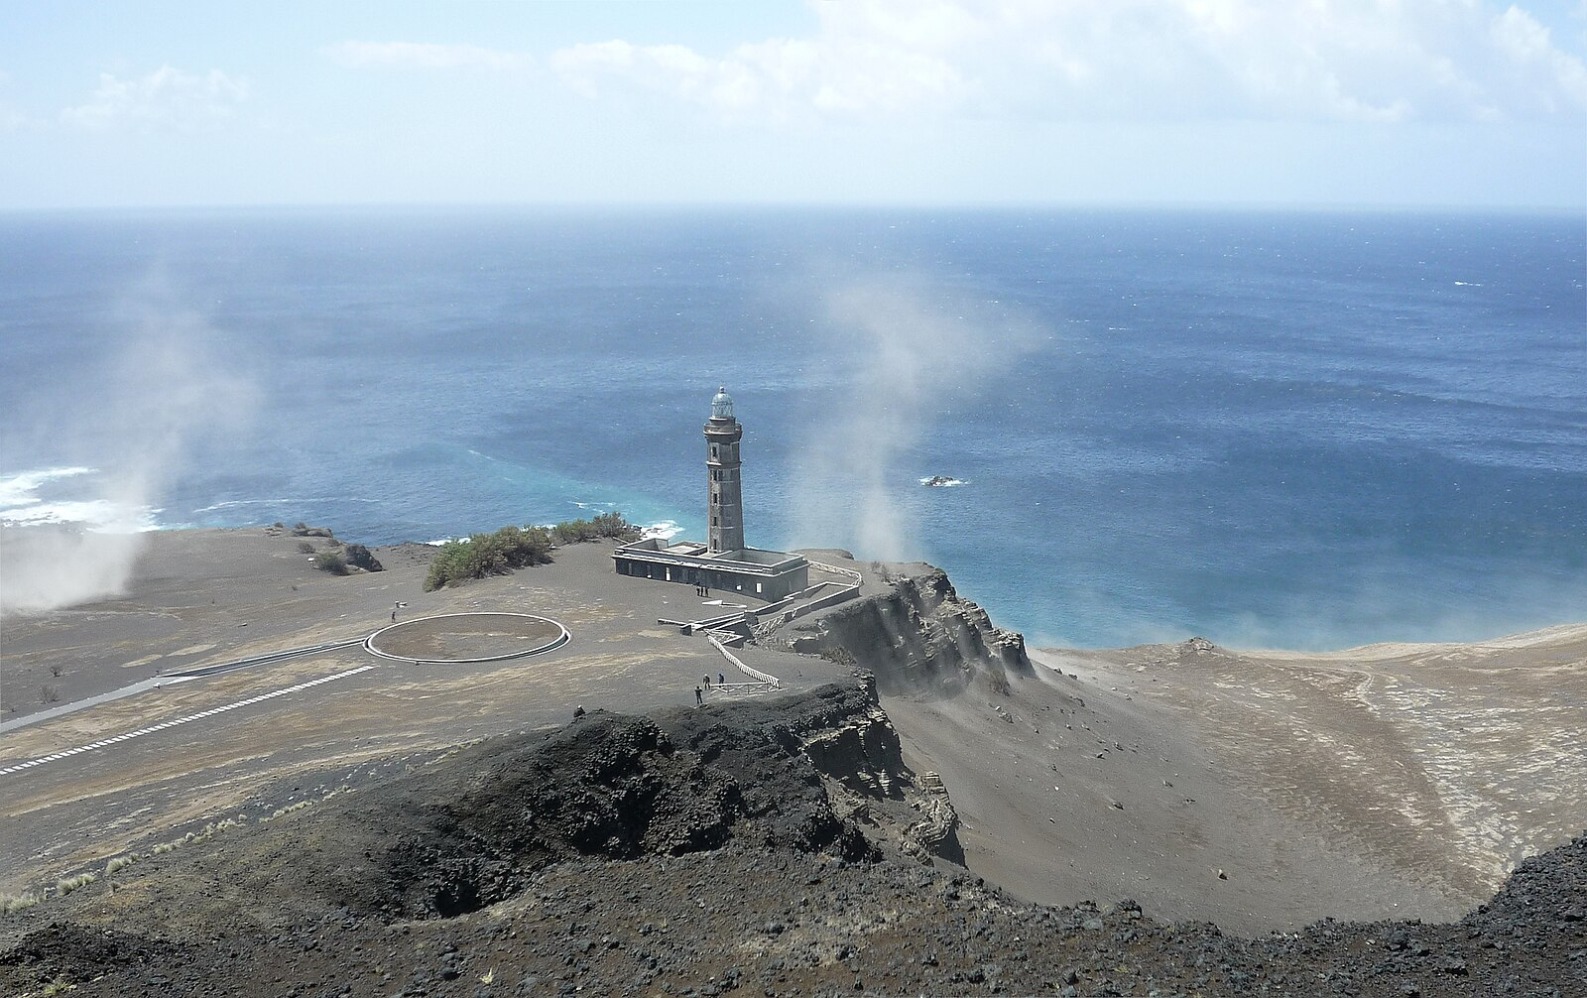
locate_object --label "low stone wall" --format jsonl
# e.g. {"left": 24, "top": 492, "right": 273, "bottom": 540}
{"left": 364, "top": 612, "right": 570, "bottom": 664}
{"left": 753, "top": 561, "right": 863, "bottom": 638}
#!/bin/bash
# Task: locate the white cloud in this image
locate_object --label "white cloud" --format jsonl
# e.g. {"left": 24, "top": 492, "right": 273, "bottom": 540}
{"left": 60, "top": 66, "right": 248, "bottom": 130}
{"left": 553, "top": 28, "right": 966, "bottom": 119}
{"left": 1490, "top": 5, "right": 1587, "bottom": 113}
{"left": 549, "top": 0, "right": 1587, "bottom": 124}
{"left": 325, "top": 40, "right": 529, "bottom": 71}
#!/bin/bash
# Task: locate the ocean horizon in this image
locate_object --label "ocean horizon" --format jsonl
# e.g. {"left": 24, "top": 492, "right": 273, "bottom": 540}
{"left": 2, "top": 205, "right": 1583, "bottom": 651}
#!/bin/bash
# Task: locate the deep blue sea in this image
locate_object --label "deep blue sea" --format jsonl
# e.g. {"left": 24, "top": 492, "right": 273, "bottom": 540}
{"left": 2, "top": 207, "right": 1583, "bottom": 650}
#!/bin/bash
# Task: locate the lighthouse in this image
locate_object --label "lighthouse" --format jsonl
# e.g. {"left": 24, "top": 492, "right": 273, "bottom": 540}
{"left": 705, "top": 386, "right": 745, "bottom": 555}
{"left": 612, "top": 386, "right": 808, "bottom": 600}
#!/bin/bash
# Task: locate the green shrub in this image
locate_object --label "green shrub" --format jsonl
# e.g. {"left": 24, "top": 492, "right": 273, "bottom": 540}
{"left": 552, "top": 511, "right": 642, "bottom": 545}
{"left": 313, "top": 551, "right": 348, "bottom": 575}
{"left": 296, "top": 540, "right": 315, "bottom": 554}
{"left": 55, "top": 872, "right": 97, "bottom": 896}
{"left": 1, "top": 893, "right": 40, "bottom": 914}
{"left": 264, "top": 800, "right": 313, "bottom": 821}
{"left": 422, "top": 514, "right": 638, "bottom": 591}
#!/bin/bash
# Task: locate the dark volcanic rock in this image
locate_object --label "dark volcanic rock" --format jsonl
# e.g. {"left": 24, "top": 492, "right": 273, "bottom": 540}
{"left": 200, "top": 682, "right": 901, "bottom": 922}
{"left": 0, "top": 923, "right": 188, "bottom": 990}
{"left": 343, "top": 542, "right": 383, "bottom": 572}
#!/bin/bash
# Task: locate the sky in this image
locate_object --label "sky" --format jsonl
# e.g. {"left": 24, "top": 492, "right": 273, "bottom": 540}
{"left": 3, "top": 0, "right": 1585, "bottom": 210}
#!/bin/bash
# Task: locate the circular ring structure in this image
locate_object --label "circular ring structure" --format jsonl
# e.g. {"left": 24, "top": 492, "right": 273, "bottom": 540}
{"left": 364, "top": 611, "right": 570, "bottom": 665}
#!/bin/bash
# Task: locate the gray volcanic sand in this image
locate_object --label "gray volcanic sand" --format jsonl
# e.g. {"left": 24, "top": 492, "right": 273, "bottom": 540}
{"left": 886, "top": 628, "right": 1586, "bottom": 933}
{"left": 2, "top": 527, "right": 1584, "bottom": 940}
{"left": 0, "top": 529, "right": 854, "bottom": 897}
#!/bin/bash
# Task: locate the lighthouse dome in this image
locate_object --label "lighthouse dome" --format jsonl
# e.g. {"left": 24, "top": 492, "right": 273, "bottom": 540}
{"left": 710, "top": 386, "right": 734, "bottom": 420}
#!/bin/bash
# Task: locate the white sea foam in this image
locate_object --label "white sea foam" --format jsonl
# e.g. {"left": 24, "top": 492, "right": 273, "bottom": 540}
{"left": 189, "top": 497, "right": 378, "bottom": 514}
{"left": 919, "top": 475, "right": 969, "bottom": 488}
{"left": 190, "top": 498, "right": 294, "bottom": 514}
{"left": 0, "top": 466, "right": 94, "bottom": 511}
{"left": 0, "top": 467, "right": 159, "bottom": 533}
{"left": 2, "top": 499, "right": 160, "bottom": 532}
{"left": 642, "top": 520, "right": 684, "bottom": 541}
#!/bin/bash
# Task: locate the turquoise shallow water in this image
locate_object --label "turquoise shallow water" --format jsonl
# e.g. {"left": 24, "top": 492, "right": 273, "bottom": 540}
{"left": 2, "top": 207, "right": 1583, "bottom": 649}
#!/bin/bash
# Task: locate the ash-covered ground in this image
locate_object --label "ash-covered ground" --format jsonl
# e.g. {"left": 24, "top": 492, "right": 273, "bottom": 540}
{"left": 2, "top": 531, "right": 1584, "bottom": 996}
{"left": 2, "top": 680, "right": 1583, "bottom": 997}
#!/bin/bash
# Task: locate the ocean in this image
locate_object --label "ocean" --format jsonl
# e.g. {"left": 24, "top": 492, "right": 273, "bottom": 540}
{"left": 2, "top": 207, "right": 1583, "bottom": 650}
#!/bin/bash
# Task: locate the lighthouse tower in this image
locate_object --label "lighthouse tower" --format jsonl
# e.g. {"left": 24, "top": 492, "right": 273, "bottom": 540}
{"left": 612, "top": 386, "right": 808, "bottom": 598}
{"left": 705, "top": 386, "right": 745, "bottom": 554}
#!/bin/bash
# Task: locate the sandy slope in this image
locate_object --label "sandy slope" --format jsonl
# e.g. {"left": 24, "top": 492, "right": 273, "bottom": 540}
{"left": 891, "top": 632, "right": 1585, "bottom": 933}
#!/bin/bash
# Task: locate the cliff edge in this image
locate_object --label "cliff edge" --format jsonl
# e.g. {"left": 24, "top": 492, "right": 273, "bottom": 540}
{"left": 776, "top": 564, "right": 1031, "bottom": 696}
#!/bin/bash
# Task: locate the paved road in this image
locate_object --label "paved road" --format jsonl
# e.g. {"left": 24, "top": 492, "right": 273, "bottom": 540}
{"left": 0, "top": 637, "right": 367, "bottom": 736}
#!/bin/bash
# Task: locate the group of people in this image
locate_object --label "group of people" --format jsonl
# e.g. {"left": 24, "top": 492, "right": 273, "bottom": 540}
{"left": 694, "top": 584, "right": 712, "bottom": 596}
{"left": 694, "top": 671, "right": 728, "bottom": 705}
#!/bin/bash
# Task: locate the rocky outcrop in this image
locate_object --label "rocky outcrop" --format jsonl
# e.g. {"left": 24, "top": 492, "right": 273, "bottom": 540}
{"left": 342, "top": 543, "right": 383, "bottom": 572}
{"left": 92, "top": 681, "right": 944, "bottom": 924}
{"left": 904, "top": 771, "right": 965, "bottom": 865}
{"left": 658, "top": 675, "right": 961, "bottom": 864}
{"left": 781, "top": 567, "right": 1031, "bottom": 695}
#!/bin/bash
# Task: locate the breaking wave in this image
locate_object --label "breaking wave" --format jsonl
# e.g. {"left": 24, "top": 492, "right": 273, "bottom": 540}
{"left": 0, "top": 467, "right": 160, "bottom": 533}
{"left": 641, "top": 520, "right": 683, "bottom": 541}
{"left": 189, "top": 497, "right": 379, "bottom": 514}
